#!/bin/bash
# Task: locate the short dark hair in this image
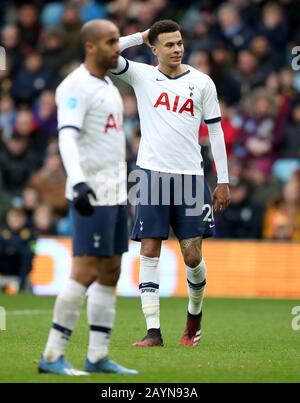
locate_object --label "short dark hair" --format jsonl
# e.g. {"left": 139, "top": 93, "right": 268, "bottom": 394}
{"left": 148, "top": 20, "right": 181, "bottom": 45}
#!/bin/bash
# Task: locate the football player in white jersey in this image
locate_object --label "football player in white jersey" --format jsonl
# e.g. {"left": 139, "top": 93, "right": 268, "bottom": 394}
{"left": 38, "top": 20, "right": 137, "bottom": 376}
{"left": 112, "top": 20, "right": 231, "bottom": 347}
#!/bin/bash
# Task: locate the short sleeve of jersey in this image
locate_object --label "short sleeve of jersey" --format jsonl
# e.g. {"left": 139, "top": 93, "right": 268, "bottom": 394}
{"left": 56, "top": 84, "right": 88, "bottom": 131}
{"left": 111, "top": 57, "right": 146, "bottom": 86}
{"left": 202, "top": 76, "right": 221, "bottom": 124}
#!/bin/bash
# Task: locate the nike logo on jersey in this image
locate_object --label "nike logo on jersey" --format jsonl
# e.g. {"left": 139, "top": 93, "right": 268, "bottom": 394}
{"left": 209, "top": 224, "right": 215, "bottom": 228}
{"left": 156, "top": 78, "right": 166, "bottom": 81}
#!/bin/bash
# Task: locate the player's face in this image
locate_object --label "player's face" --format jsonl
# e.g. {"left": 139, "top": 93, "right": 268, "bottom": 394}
{"left": 151, "top": 31, "right": 184, "bottom": 68}
{"left": 93, "top": 28, "right": 120, "bottom": 70}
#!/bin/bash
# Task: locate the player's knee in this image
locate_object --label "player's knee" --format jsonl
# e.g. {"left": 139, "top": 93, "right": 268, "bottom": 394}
{"left": 71, "top": 270, "right": 97, "bottom": 287}
{"left": 183, "top": 250, "right": 202, "bottom": 268}
{"left": 72, "top": 257, "right": 99, "bottom": 286}
{"left": 141, "top": 240, "right": 161, "bottom": 258}
{"left": 107, "top": 265, "right": 121, "bottom": 285}
{"left": 98, "top": 264, "right": 120, "bottom": 287}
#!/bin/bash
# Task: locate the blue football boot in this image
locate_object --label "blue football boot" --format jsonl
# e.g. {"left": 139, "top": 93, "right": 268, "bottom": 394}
{"left": 84, "top": 357, "right": 138, "bottom": 375}
{"left": 38, "top": 355, "right": 89, "bottom": 376}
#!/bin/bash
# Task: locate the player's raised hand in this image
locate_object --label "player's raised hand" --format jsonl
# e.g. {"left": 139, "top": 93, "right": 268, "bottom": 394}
{"left": 141, "top": 29, "right": 150, "bottom": 47}
{"left": 212, "top": 183, "right": 231, "bottom": 212}
{"left": 73, "top": 182, "right": 97, "bottom": 216}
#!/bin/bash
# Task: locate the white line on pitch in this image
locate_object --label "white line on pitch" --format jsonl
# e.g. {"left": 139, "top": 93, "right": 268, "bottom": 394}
{"left": 5, "top": 310, "right": 52, "bottom": 316}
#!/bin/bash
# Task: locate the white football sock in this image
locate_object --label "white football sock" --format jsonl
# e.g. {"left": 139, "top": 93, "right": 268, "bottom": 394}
{"left": 43, "top": 279, "right": 87, "bottom": 362}
{"left": 186, "top": 258, "right": 207, "bottom": 315}
{"left": 87, "top": 282, "right": 116, "bottom": 363}
{"left": 139, "top": 255, "right": 160, "bottom": 330}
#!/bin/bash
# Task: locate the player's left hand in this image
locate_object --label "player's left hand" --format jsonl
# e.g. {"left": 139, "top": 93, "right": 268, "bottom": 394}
{"left": 73, "top": 182, "right": 97, "bottom": 216}
{"left": 212, "top": 183, "right": 231, "bottom": 212}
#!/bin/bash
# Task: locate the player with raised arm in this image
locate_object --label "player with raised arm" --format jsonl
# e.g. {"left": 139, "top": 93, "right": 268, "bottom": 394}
{"left": 38, "top": 20, "right": 138, "bottom": 376}
{"left": 112, "top": 20, "right": 230, "bottom": 347}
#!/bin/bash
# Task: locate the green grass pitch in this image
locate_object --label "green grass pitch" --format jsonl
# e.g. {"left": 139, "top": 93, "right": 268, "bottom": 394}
{"left": 0, "top": 294, "right": 299, "bottom": 383}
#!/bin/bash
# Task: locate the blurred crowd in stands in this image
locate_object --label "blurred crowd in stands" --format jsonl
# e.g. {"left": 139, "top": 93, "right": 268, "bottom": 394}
{"left": 1, "top": 0, "right": 300, "bottom": 263}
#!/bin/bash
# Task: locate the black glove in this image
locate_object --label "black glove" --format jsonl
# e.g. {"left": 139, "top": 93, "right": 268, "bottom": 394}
{"left": 73, "top": 182, "right": 97, "bottom": 216}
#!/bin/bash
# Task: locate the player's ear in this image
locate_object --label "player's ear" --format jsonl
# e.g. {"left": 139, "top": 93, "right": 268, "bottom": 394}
{"left": 85, "top": 41, "right": 95, "bottom": 54}
{"left": 151, "top": 45, "right": 158, "bottom": 56}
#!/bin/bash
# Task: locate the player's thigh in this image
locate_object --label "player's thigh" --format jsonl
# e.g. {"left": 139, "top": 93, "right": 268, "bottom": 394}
{"left": 171, "top": 176, "right": 215, "bottom": 240}
{"left": 70, "top": 202, "right": 119, "bottom": 257}
{"left": 113, "top": 204, "right": 129, "bottom": 256}
{"left": 131, "top": 168, "right": 171, "bottom": 241}
{"left": 96, "top": 255, "right": 122, "bottom": 286}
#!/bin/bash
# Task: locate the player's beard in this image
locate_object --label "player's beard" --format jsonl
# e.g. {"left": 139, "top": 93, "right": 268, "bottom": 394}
{"left": 96, "top": 53, "right": 118, "bottom": 70}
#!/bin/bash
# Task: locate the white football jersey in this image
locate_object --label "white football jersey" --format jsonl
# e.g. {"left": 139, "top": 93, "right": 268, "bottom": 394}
{"left": 56, "top": 64, "right": 127, "bottom": 205}
{"left": 113, "top": 60, "right": 221, "bottom": 175}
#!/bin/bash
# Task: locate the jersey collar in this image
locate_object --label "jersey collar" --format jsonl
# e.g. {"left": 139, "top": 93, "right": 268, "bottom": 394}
{"left": 81, "top": 63, "right": 109, "bottom": 84}
{"left": 157, "top": 68, "right": 190, "bottom": 80}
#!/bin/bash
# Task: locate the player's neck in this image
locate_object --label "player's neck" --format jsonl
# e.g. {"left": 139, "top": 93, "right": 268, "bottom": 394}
{"left": 158, "top": 64, "right": 187, "bottom": 78}
{"left": 84, "top": 61, "right": 106, "bottom": 80}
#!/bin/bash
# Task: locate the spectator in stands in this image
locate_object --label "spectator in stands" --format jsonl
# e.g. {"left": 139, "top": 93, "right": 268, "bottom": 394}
{"left": 39, "top": 27, "right": 79, "bottom": 82}
{"left": 32, "top": 90, "right": 57, "bottom": 141}
{"left": 263, "top": 170, "right": 300, "bottom": 240}
{"left": 279, "top": 67, "right": 298, "bottom": 100}
{"left": 22, "top": 186, "right": 41, "bottom": 226}
{"left": 188, "top": 50, "right": 210, "bottom": 75}
{"left": 250, "top": 35, "right": 276, "bottom": 75}
{"left": 12, "top": 108, "right": 45, "bottom": 159}
{"left": 215, "top": 178, "right": 264, "bottom": 239}
{"left": 1, "top": 24, "right": 23, "bottom": 75}
{"left": 0, "top": 176, "right": 11, "bottom": 226}
{"left": 235, "top": 49, "right": 270, "bottom": 97}
{"left": 233, "top": 88, "right": 284, "bottom": 177}
{"left": 210, "top": 43, "right": 241, "bottom": 106}
{"left": 27, "top": 151, "right": 67, "bottom": 218}
{"left": 17, "top": 3, "right": 41, "bottom": 52}
{"left": 0, "top": 206, "right": 36, "bottom": 291}
{"left": 244, "top": 160, "right": 283, "bottom": 208}
{"left": 58, "top": 4, "right": 82, "bottom": 58}
{"left": 11, "top": 51, "right": 54, "bottom": 105}
{"left": 280, "top": 100, "right": 300, "bottom": 159}
{"left": 0, "top": 95, "right": 16, "bottom": 139}
{"left": 258, "top": 2, "right": 289, "bottom": 67}
{"left": 32, "top": 204, "right": 57, "bottom": 236}
{"left": 0, "top": 133, "right": 38, "bottom": 196}
{"left": 216, "top": 3, "right": 253, "bottom": 53}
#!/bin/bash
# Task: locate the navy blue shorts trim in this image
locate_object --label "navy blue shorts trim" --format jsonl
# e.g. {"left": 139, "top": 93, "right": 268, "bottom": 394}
{"left": 69, "top": 202, "right": 128, "bottom": 257}
{"left": 131, "top": 169, "right": 215, "bottom": 241}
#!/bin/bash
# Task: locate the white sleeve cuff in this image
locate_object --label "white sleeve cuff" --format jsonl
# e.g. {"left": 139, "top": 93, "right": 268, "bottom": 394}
{"left": 207, "top": 121, "right": 229, "bottom": 184}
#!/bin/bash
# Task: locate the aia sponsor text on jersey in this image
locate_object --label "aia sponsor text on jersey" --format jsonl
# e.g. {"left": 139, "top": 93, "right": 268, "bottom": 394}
{"left": 154, "top": 92, "right": 194, "bottom": 116}
{"left": 104, "top": 113, "right": 123, "bottom": 133}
